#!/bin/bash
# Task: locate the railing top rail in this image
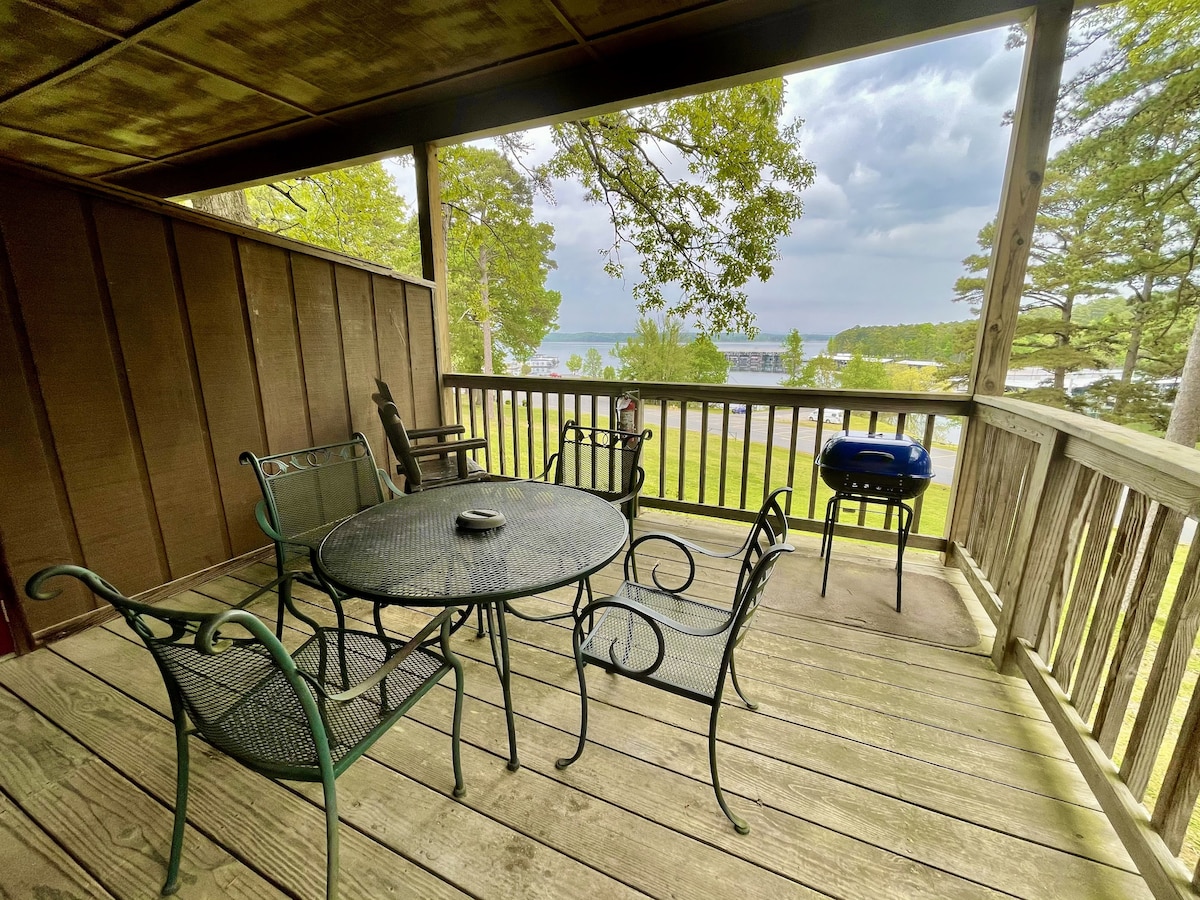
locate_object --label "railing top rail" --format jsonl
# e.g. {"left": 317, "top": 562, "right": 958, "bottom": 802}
{"left": 444, "top": 373, "right": 972, "bottom": 416}
{"left": 975, "top": 395, "right": 1200, "bottom": 517}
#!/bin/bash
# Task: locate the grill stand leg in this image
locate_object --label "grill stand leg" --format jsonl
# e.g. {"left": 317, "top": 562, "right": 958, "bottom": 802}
{"left": 894, "top": 501, "right": 914, "bottom": 613}
{"left": 820, "top": 495, "right": 840, "bottom": 597}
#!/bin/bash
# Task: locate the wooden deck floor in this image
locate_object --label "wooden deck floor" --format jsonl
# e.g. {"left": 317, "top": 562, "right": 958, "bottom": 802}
{"left": 0, "top": 511, "right": 1152, "bottom": 899}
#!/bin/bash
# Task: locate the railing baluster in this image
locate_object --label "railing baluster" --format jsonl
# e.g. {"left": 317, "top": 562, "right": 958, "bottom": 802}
{"left": 739, "top": 404, "right": 752, "bottom": 510}
{"left": 719, "top": 403, "right": 730, "bottom": 507}
{"left": 510, "top": 387, "right": 521, "bottom": 477}
{"left": 1073, "top": 490, "right": 1151, "bottom": 722}
{"left": 524, "top": 389, "right": 535, "bottom": 478}
{"left": 785, "top": 405, "right": 799, "bottom": 517}
{"left": 763, "top": 404, "right": 776, "bottom": 503}
{"left": 808, "top": 419, "right": 824, "bottom": 520}
{"left": 677, "top": 400, "right": 688, "bottom": 500}
{"left": 1052, "top": 477, "right": 1122, "bottom": 691}
{"left": 1152, "top": 678, "right": 1200, "bottom": 856}
{"left": 541, "top": 389, "right": 550, "bottom": 474}
{"left": 1093, "top": 505, "right": 1186, "bottom": 755}
{"left": 658, "top": 398, "right": 668, "bottom": 498}
{"left": 1123, "top": 532, "right": 1200, "bottom": 800}
{"left": 912, "top": 413, "right": 936, "bottom": 532}
{"left": 699, "top": 401, "right": 710, "bottom": 504}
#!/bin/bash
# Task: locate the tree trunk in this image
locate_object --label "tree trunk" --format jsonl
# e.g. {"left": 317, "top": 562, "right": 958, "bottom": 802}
{"left": 479, "top": 246, "right": 494, "bottom": 376}
{"left": 1053, "top": 293, "right": 1074, "bottom": 390}
{"left": 1165, "top": 307, "right": 1200, "bottom": 446}
{"left": 193, "top": 190, "right": 254, "bottom": 226}
{"left": 1121, "top": 274, "right": 1154, "bottom": 385}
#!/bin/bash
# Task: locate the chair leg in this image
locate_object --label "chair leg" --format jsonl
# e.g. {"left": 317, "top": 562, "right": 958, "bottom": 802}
{"left": 162, "top": 701, "right": 189, "bottom": 896}
{"left": 321, "top": 771, "right": 339, "bottom": 900}
{"left": 820, "top": 495, "right": 840, "bottom": 598}
{"left": 728, "top": 654, "right": 759, "bottom": 710}
{"left": 708, "top": 703, "right": 748, "bottom": 834}
{"left": 447, "top": 647, "right": 467, "bottom": 798}
{"left": 556, "top": 624, "right": 591, "bottom": 770}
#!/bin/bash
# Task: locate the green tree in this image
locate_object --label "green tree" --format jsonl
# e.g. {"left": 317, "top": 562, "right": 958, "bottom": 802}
{"left": 566, "top": 353, "right": 583, "bottom": 376}
{"left": 803, "top": 353, "right": 840, "bottom": 389}
{"left": 246, "top": 163, "right": 412, "bottom": 267}
{"left": 838, "top": 354, "right": 891, "bottom": 390}
{"left": 439, "top": 146, "right": 561, "bottom": 374}
{"left": 581, "top": 348, "right": 605, "bottom": 378}
{"left": 687, "top": 334, "right": 730, "bottom": 384}
{"left": 780, "top": 328, "right": 806, "bottom": 387}
{"left": 530, "top": 80, "right": 815, "bottom": 335}
{"left": 613, "top": 317, "right": 693, "bottom": 382}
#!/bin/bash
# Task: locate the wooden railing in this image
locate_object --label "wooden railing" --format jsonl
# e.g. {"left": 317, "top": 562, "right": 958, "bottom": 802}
{"left": 443, "top": 374, "right": 970, "bottom": 550}
{"left": 950, "top": 395, "right": 1200, "bottom": 900}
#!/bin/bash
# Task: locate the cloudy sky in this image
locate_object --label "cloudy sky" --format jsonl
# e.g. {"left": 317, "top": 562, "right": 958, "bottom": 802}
{"left": 393, "top": 25, "right": 1026, "bottom": 335}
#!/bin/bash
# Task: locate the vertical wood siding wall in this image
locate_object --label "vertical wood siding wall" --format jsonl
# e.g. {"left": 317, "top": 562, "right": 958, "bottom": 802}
{"left": 0, "top": 170, "right": 444, "bottom": 639}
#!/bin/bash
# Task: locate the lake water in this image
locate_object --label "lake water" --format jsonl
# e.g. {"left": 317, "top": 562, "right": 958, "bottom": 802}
{"left": 537, "top": 340, "right": 798, "bottom": 387}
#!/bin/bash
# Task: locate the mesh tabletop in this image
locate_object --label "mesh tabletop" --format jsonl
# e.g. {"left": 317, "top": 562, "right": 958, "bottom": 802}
{"left": 317, "top": 481, "right": 629, "bottom": 605}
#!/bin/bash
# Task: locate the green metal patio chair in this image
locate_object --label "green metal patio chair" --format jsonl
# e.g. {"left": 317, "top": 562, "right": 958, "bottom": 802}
{"left": 556, "top": 486, "right": 794, "bottom": 834}
{"left": 25, "top": 564, "right": 464, "bottom": 900}
{"left": 240, "top": 433, "right": 398, "bottom": 636}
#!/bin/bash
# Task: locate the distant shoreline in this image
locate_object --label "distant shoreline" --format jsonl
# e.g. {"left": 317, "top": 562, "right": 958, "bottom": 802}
{"left": 542, "top": 331, "right": 837, "bottom": 343}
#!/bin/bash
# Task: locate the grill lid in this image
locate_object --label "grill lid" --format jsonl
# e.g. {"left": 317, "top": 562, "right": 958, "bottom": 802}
{"left": 818, "top": 432, "right": 933, "bottom": 479}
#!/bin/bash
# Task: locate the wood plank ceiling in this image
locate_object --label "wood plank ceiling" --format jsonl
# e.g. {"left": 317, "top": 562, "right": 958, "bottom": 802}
{"left": 0, "top": 0, "right": 1039, "bottom": 198}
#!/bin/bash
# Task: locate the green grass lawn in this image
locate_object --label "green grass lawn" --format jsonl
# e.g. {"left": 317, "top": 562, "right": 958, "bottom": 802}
{"left": 465, "top": 398, "right": 950, "bottom": 539}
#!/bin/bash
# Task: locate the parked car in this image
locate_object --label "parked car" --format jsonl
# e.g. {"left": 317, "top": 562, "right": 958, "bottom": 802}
{"left": 808, "top": 408, "right": 843, "bottom": 424}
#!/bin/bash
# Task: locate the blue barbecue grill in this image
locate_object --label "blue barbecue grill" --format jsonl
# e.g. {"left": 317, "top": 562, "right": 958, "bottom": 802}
{"left": 817, "top": 432, "right": 934, "bottom": 612}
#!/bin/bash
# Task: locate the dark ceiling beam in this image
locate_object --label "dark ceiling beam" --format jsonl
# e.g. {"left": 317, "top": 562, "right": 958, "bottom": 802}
{"left": 112, "top": 0, "right": 1037, "bottom": 198}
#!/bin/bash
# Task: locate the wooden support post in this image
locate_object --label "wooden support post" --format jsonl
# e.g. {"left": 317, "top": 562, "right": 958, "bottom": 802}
{"left": 970, "top": 0, "right": 1072, "bottom": 396}
{"left": 413, "top": 141, "right": 454, "bottom": 424}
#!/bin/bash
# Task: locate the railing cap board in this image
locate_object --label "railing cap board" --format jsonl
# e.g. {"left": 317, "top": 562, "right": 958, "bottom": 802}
{"left": 976, "top": 396, "right": 1200, "bottom": 516}
{"left": 444, "top": 374, "right": 972, "bottom": 416}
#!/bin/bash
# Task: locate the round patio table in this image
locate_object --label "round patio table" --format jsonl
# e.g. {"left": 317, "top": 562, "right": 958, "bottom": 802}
{"left": 315, "top": 480, "right": 629, "bottom": 771}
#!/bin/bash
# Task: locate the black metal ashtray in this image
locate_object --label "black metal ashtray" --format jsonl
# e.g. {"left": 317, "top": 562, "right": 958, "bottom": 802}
{"left": 455, "top": 508, "right": 506, "bottom": 531}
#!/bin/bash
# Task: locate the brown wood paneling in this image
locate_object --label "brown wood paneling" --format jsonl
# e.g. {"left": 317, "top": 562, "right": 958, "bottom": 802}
{"left": 291, "top": 254, "right": 350, "bottom": 445}
{"left": 374, "top": 276, "right": 415, "bottom": 424}
{"left": 173, "top": 222, "right": 267, "bottom": 556}
{"left": 0, "top": 236, "right": 93, "bottom": 633}
{"left": 405, "top": 281, "right": 442, "bottom": 429}
{"left": 0, "top": 175, "right": 165, "bottom": 595}
{"left": 335, "top": 265, "right": 387, "bottom": 467}
{"left": 91, "top": 199, "right": 229, "bottom": 576}
{"left": 238, "top": 239, "right": 310, "bottom": 453}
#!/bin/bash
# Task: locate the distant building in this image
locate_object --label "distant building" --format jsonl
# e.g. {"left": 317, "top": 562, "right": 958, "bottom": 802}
{"left": 512, "top": 355, "right": 560, "bottom": 376}
{"left": 723, "top": 351, "right": 784, "bottom": 372}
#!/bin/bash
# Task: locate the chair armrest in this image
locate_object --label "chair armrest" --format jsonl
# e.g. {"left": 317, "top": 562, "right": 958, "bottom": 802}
{"left": 376, "top": 466, "right": 403, "bottom": 498}
{"left": 407, "top": 424, "right": 467, "bottom": 441}
{"left": 531, "top": 452, "right": 560, "bottom": 484}
{"left": 408, "top": 439, "right": 488, "bottom": 459}
{"left": 304, "top": 608, "right": 457, "bottom": 703}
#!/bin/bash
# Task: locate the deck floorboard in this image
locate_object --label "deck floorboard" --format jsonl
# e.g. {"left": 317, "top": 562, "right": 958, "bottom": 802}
{"left": 0, "top": 511, "right": 1152, "bottom": 899}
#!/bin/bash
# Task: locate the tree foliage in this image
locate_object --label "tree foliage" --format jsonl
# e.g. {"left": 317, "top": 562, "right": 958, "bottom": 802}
{"left": 438, "top": 146, "right": 561, "bottom": 374}
{"left": 537, "top": 81, "right": 814, "bottom": 336}
{"left": 779, "top": 329, "right": 806, "bottom": 387}
{"left": 246, "top": 163, "right": 412, "bottom": 268}
{"left": 612, "top": 316, "right": 728, "bottom": 383}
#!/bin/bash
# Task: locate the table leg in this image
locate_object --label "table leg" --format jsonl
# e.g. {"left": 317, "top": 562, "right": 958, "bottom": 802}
{"left": 484, "top": 600, "right": 520, "bottom": 771}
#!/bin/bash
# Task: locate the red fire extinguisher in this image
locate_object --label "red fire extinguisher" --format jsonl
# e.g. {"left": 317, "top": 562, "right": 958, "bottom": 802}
{"left": 617, "top": 392, "right": 639, "bottom": 446}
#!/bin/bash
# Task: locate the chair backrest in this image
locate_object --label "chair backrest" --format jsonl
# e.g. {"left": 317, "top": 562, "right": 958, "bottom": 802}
{"left": 240, "top": 434, "right": 385, "bottom": 554}
{"left": 729, "top": 486, "right": 793, "bottom": 647}
{"left": 26, "top": 565, "right": 323, "bottom": 772}
{"left": 552, "top": 419, "right": 653, "bottom": 506}
{"left": 374, "top": 377, "right": 395, "bottom": 405}
{"left": 373, "top": 397, "right": 424, "bottom": 489}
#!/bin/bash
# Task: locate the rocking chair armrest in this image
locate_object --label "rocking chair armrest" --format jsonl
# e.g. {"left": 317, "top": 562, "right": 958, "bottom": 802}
{"left": 407, "top": 438, "right": 488, "bottom": 459}
{"left": 406, "top": 424, "right": 466, "bottom": 440}
{"left": 304, "top": 608, "right": 457, "bottom": 703}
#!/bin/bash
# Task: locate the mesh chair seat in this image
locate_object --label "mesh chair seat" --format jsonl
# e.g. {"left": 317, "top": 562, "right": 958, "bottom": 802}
{"left": 580, "top": 582, "right": 732, "bottom": 701}
{"left": 158, "top": 628, "right": 450, "bottom": 773}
